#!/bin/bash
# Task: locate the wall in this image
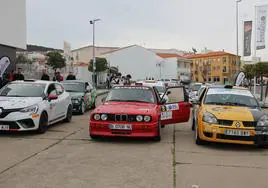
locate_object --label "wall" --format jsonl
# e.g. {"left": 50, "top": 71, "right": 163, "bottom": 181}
{"left": 102, "top": 45, "right": 162, "bottom": 80}
{"left": 160, "top": 58, "right": 178, "bottom": 79}
{"left": 0, "top": 0, "right": 26, "bottom": 49}
{"left": 0, "top": 44, "right": 16, "bottom": 72}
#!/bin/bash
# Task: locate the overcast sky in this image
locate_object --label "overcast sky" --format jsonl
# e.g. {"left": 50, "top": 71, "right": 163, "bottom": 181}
{"left": 27, "top": 0, "right": 268, "bottom": 60}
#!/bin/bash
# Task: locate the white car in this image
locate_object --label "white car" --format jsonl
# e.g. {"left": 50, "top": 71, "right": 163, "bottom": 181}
{"left": 141, "top": 81, "right": 169, "bottom": 102}
{"left": 0, "top": 80, "right": 73, "bottom": 133}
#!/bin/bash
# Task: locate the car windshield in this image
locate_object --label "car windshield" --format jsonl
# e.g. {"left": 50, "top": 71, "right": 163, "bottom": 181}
{"left": 62, "top": 83, "right": 85, "bottom": 92}
{"left": 155, "top": 86, "right": 165, "bottom": 93}
{"left": 191, "top": 84, "right": 202, "bottom": 91}
{"left": 204, "top": 88, "right": 258, "bottom": 107}
{"left": 0, "top": 83, "right": 46, "bottom": 97}
{"left": 106, "top": 87, "right": 156, "bottom": 103}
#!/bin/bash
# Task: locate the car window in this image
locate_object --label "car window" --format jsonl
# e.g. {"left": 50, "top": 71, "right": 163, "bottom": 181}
{"left": 0, "top": 83, "right": 46, "bottom": 97}
{"left": 166, "top": 87, "right": 185, "bottom": 103}
{"left": 55, "top": 84, "right": 64, "bottom": 95}
{"left": 47, "top": 84, "right": 57, "bottom": 96}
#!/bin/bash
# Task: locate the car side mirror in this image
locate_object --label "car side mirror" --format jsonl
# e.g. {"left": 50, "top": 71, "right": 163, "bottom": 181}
{"left": 48, "top": 94, "right": 58, "bottom": 101}
{"left": 167, "top": 91, "right": 171, "bottom": 95}
{"left": 160, "top": 98, "right": 167, "bottom": 104}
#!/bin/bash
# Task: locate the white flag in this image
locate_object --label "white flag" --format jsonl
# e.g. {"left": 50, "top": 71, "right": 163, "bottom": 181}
{"left": 0, "top": 56, "right": 10, "bottom": 77}
{"left": 256, "top": 5, "right": 268, "bottom": 50}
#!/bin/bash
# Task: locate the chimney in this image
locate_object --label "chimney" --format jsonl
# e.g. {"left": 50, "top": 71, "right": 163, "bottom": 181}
{"left": 222, "top": 49, "right": 225, "bottom": 52}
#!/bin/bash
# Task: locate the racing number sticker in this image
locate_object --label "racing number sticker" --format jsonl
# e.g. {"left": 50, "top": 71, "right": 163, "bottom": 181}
{"left": 161, "top": 111, "right": 173, "bottom": 120}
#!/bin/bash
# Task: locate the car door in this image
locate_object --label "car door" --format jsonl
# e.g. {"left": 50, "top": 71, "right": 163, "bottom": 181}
{"left": 55, "top": 83, "right": 66, "bottom": 118}
{"left": 160, "top": 86, "right": 191, "bottom": 125}
{"left": 46, "top": 84, "right": 58, "bottom": 123}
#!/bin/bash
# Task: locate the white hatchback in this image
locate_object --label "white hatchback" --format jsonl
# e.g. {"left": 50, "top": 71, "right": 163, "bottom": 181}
{"left": 0, "top": 80, "right": 73, "bottom": 133}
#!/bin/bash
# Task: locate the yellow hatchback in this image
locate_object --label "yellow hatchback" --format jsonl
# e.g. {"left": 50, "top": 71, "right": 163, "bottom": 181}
{"left": 192, "top": 85, "right": 268, "bottom": 147}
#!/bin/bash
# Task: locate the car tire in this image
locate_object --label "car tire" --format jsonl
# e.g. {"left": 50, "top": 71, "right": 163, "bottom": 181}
{"left": 37, "top": 112, "right": 48, "bottom": 134}
{"left": 195, "top": 121, "right": 206, "bottom": 145}
{"left": 154, "top": 122, "right": 162, "bottom": 141}
{"left": 79, "top": 101, "right": 85, "bottom": 115}
{"left": 192, "top": 118, "right": 195, "bottom": 131}
{"left": 64, "top": 105, "right": 73, "bottom": 123}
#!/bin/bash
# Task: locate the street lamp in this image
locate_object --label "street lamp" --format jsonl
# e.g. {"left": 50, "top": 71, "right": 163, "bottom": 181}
{"left": 236, "top": 0, "right": 242, "bottom": 73}
{"left": 90, "top": 18, "right": 101, "bottom": 87}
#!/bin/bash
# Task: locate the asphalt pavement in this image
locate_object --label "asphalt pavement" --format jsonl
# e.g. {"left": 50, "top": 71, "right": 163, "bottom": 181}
{"left": 0, "top": 97, "right": 268, "bottom": 188}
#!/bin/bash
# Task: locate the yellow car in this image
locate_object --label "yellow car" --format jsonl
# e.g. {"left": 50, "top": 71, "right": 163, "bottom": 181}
{"left": 192, "top": 85, "right": 268, "bottom": 147}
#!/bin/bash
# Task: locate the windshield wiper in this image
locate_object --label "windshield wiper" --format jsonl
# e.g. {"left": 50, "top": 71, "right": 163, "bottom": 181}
{"left": 205, "top": 102, "right": 225, "bottom": 105}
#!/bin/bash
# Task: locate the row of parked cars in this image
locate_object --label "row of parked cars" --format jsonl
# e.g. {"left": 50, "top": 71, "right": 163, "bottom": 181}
{"left": 0, "top": 80, "right": 97, "bottom": 133}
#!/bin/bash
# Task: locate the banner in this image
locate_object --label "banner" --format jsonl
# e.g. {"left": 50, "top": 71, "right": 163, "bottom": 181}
{"left": 256, "top": 5, "right": 268, "bottom": 50}
{"left": 244, "top": 21, "right": 252, "bottom": 56}
{"left": 0, "top": 56, "right": 10, "bottom": 77}
{"left": 234, "top": 71, "right": 245, "bottom": 86}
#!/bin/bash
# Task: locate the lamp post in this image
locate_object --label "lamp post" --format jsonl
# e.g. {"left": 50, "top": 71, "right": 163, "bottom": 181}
{"left": 236, "top": 0, "right": 242, "bottom": 73}
{"left": 90, "top": 18, "right": 101, "bottom": 87}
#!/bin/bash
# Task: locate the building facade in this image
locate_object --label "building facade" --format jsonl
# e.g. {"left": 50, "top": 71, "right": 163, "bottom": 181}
{"left": 189, "top": 51, "right": 240, "bottom": 84}
{"left": 177, "top": 56, "right": 191, "bottom": 81}
{"left": 0, "top": 0, "right": 26, "bottom": 73}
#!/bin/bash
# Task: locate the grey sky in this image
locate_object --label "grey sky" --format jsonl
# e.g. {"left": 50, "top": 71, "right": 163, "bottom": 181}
{"left": 27, "top": 0, "right": 268, "bottom": 60}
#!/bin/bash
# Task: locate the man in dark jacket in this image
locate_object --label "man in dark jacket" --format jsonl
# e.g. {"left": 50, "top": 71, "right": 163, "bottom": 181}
{"left": 41, "top": 69, "right": 50, "bottom": 81}
{"left": 66, "top": 72, "right": 76, "bottom": 80}
{"left": 14, "top": 68, "right": 24, "bottom": 81}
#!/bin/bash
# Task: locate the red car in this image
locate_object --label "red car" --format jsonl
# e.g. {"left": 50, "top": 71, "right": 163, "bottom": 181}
{"left": 89, "top": 85, "right": 191, "bottom": 141}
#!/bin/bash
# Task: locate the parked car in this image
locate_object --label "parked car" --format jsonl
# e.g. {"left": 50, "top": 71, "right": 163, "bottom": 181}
{"left": 192, "top": 85, "right": 268, "bottom": 147}
{"left": 89, "top": 85, "right": 191, "bottom": 141}
{"left": 62, "top": 80, "right": 96, "bottom": 114}
{"left": 142, "top": 80, "right": 169, "bottom": 103}
{"left": 0, "top": 80, "right": 73, "bottom": 133}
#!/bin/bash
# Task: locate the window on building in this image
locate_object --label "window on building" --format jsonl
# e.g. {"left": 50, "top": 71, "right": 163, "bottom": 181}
{"left": 184, "top": 63, "right": 187, "bottom": 68}
{"left": 177, "top": 63, "right": 180, "bottom": 67}
{"left": 213, "top": 76, "right": 220, "bottom": 82}
{"left": 224, "top": 77, "right": 228, "bottom": 84}
{"left": 218, "top": 58, "right": 220, "bottom": 62}
{"left": 223, "top": 57, "right": 226, "bottom": 63}
{"left": 223, "top": 66, "right": 227, "bottom": 72}
{"left": 208, "top": 77, "right": 211, "bottom": 82}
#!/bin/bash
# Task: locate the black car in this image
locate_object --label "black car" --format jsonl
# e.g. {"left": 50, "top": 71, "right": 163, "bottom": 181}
{"left": 62, "top": 80, "right": 96, "bottom": 114}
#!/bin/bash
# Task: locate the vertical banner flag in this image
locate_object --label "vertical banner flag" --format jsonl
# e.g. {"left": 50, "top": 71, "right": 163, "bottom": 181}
{"left": 256, "top": 5, "right": 268, "bottom": 50}
{"left": 244, "top": 21, "right": 252, "bottom": 56}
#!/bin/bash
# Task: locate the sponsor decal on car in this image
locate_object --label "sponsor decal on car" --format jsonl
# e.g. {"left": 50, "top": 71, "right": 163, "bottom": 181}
{"left": 161, "top": 104, "right": 179, "bottom": 112}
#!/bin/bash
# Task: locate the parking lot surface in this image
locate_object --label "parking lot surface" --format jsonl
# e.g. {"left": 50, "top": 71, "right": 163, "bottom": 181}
{"left": 0, "top": 98, "right": 268, "bottom": 188}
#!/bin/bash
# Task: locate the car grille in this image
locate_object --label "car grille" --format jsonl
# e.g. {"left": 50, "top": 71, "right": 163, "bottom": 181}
{"left": 18, "top": 119, "right": 35, "bottom": 128}
{"left": 217, "top": 120, "right": 257, "bottom": 127}
{"left": 0, "top": 108, "right": 22, "bottom": 119}
{"left": 0, "top": 121, "right": 20, "bottom": 129}
{"left": 216, "top": 134, "right": 254, "bottom": 141}
{"left": 107, "top": 114, "right": 139, "bottom": 122}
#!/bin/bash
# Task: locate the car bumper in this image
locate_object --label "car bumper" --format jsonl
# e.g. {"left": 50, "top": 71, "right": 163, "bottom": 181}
{"left": 89, "top": 121, "right": 159, "bottom": 138}
{"left": 199, "top": 123, "right": 256, "bottom": 145}
{"left": 0, "top": 112, "right": 41, "bottom": 131}
{"left": 254, "top": 126, "right": 268, "bottom": 145}
{"left": 72, "top": 102, "right": 82, "bottom": 112}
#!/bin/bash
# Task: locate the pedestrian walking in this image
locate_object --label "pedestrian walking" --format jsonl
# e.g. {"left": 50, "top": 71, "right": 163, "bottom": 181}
{"left": 13, "top": 68, "right": 24, "bottom": 81}
{"left": 41, "top": 69, "right": 50, "bottom": 81}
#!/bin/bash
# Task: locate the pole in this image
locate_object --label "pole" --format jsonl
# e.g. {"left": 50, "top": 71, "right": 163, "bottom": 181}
{"left": 92, "top": 22, "right": 96, "bottom": 88}
{"left": 236, "top": 1, "right": 240, "bottom": 74}
{"left": 254, "top": 5, "right": 257, "bottom": 95}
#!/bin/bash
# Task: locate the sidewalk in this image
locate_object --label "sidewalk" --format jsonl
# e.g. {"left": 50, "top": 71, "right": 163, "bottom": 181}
{"left": 96, "top": 89, "right": 109, "bottom": 96}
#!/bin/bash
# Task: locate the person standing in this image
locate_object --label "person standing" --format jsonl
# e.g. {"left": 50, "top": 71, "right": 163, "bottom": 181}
{"left": 7, "top": 70, "right": 14, "bottom": 81}
{"left": 14, "top": 68, "right": 24, "bottom": 81}
{"left": 41, "top": 69, "right": 50, "bottom": 81}
{"left": 66, "top": 72, "right": 76, "bottom": 80}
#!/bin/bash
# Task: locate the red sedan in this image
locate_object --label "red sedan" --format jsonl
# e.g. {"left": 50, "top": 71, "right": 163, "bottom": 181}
{"left": 89, "top": 85, "right": 191, "bottom": 141}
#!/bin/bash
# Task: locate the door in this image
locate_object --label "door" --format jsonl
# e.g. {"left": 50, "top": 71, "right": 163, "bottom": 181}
{"left": 47, "top": 84, "right": 58, "bottom": 123}
{"left": 160, "top": 86, "right": 191, "bottom": 125}
{"left": 55, "top": 83, "right": 66, "bottom": 118}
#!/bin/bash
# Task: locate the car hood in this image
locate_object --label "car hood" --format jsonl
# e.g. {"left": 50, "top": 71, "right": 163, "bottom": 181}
{"left": 204, "top": 105, "right": 264, "bottom": 121}
{"left": 0, "top": 97, "right": 43, "bottom": 109}
{"left": 95, "top": 102, "right": 158, "bottom": 115}
{"left": 69, "top": 92, "right": 84, "bottom": 99}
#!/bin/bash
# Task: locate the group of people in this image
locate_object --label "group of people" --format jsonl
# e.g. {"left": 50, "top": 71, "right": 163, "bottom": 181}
{"left": 40, "top": 69, "right": 76, "bottom": 82}
{"left": 106, "top": 73, "right": 132, "bottom": 89}
{"left": 0, "top": 68, "right": 25, "bottom": 88}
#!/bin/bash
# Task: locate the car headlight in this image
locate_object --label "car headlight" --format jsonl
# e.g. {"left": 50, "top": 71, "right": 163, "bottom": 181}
{"left": 101, "top": 114, "right": 108, "bottom": 121}
{"left": 20, "top": 105, "right": 39, "bottom": 114}
{"left": 202, "top": 112, "right": 218, "bottom": 124}
{"left": 94, "top": 114, "right": 100, "bottom": 120}
{"left": 257, "top": 115, "right": 268, "bottom": 126}
{"left": 136, "top": 115, "right": 143, "bottom": 122}
{"left": 144, "top": 115, "right": 151, "bottom": 122}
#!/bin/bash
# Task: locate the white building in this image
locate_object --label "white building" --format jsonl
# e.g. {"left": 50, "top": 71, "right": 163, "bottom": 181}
{"left": 101, "top": 45, "right": 163, "bottom": 80}
{"left": 177, "top": 56, "right": 191, "bottom": 81}
{"left": 0, "top": 0, "right": 26, "bottom": 73}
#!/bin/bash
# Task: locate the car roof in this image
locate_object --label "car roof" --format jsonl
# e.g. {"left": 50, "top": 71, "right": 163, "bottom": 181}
{"left": 113, "top": 85, "right": 153, "bottom": 90}
{"left": 62, "top": 80, "right": 86, "bottom": 84}
{"left": 12, "top": 80, "right": 59, "bottom": 85}
{"left": 209, "top": 85, "right": 248, "bottom": 90}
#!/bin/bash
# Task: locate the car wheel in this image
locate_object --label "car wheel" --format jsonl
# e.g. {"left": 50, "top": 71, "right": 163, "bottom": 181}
{"left": 195, "top": 122, "right": 205, "bottom": 145}
{"left": 37, "top": 112, "right": 48, "bottom": 134}
{"left": 64, "top": 105, "right": 73, "bottom": 123}
{"left": 154, "top": 122, "right": 162, "bottom": 141}
{"left": 79, "top": 101, "right": 85, "bottom": 115}
{"left": 192, "top": 118, "right": 195, "bottom": 131}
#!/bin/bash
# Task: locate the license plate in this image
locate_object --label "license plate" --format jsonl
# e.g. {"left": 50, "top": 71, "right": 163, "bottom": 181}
{"left": 224, "top": 129, "right": 250, "bottom": 136}
{"left": 0, "top": 125, "right": 9, "bottom": 130}
{"left": 109, "top": 124, "right": 132, "bottom": 130}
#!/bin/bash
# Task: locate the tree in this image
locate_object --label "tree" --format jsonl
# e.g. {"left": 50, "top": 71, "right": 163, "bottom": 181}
{"left": 46, "top": 52, "right": 66, "bottom": 69}
{"left": 16, "top": 54, "right": 29, "bottom": 64}
{"left": 88, "top": 57, "right": 108, "bottom": 72}
{"left": 242, "top": 64, "right": 255, "bottom": 88}
{"left": 254, "top": 62, "right": 268, "bottom": 100}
